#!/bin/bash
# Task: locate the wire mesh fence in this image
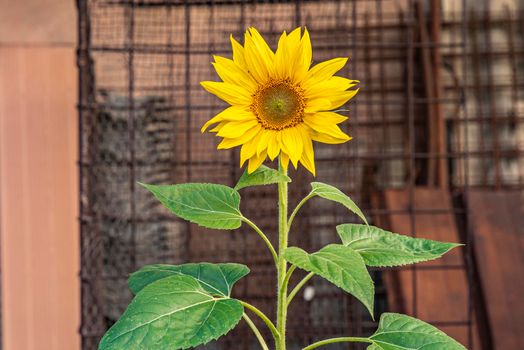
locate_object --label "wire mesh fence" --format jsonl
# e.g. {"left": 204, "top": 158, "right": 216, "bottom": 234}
{"left": 77, "top": 0, "right": 524, "bottom": 349}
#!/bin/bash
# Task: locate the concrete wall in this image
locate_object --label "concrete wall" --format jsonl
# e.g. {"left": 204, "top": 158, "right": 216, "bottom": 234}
{"left": 0, "top": 0, "right": 80, "bottom": 349}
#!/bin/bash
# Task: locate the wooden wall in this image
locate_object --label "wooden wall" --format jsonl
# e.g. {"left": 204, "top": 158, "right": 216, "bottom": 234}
{"left": 0, "top": 0, "right": 80, "bottom": 349}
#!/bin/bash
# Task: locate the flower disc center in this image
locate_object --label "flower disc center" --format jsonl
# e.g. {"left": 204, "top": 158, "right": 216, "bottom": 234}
{"left": 252, "top": 79, "right": 305, "bottom": 130}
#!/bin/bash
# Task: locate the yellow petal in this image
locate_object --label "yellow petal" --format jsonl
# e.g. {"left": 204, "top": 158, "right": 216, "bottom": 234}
{"left": 200, "top": 81, "right": 252, "bottom": 105}
{"left": 240, "top": 143, "right": 252, "bottom": 167}
{"left": 209, "top": 121, "right": 226, "bottom": 133}
{"left": 212, "top": 56, "right": 257, "bottom": 92}
{"left": 308, "top": 111, "right": 348, "bottom": 125}
{"left": 282, "top": 128, "right": 303, "bottom": 166}
{"left": 240, "top": 131, "right": 262, "bottom": 166}
{"left": 201, "top": 106, "right": 255, "bottom": 132}
{"left": 304, "top": 57, "right": 348, "bottom": 84}
{"left": 230, "top": 35, "right": 247, "bottom": 69}
{"left": 243, "top": 28, "right": 274, "bottom": 83}
{"left": 284, "top": 28, "right": 302, "bottom": 81}
{"left": 217, "top": 119, "right": 260, "bottom": 138}
{"left": 304, "top": 116, "right": 351, "bottom": 143}
{"left": 201, "top": 114, "right": 224, "bottom": 133}
{"left": 217, "top": 126, "right": 260, "bottom": 149}
{"left": 305, "top": 98, "right": 331, "bottom": 113}
{"left": 298, "top": 125, "right": 316, "bottom": 176}
{"left": 247, "top": 149, "right": 267, "bottom": 173}
{"left": 293, "top": 27, "right": 312, "bottom": 82}
{"left": 304, "top": 122, "right": 351, "bottom": 144}
{"left": 305, "top": 77, "right": 357, "bottom": 97}
{"left": 267, "top": 131, "right": 281, "bottom": 160}
{"left": 256, "top": 130, "right": 271, "bottom": 156}
{"left": 311, "top": 132, "right": 352, "bottom": 144}
{"left": 274, "top": 31, "right": 288, "bottom": 79}
{"left": 248, "top": 28, "right": 275, "bottom": 74}
{"left": 325, "top": 89, "right": 359, "bottom": 109}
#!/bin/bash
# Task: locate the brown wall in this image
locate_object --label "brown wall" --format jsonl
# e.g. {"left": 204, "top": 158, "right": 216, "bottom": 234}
{"left": 0, "top": 1, "right": 79, "bottom": 349}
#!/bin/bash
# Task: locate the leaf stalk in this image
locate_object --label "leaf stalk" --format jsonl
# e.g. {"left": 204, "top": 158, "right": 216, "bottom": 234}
{"left": 242, "top": 216, "right": 279, "bottom": 266}
{"left": 240, "top": 301, "right": 280, "bottom": 342}
{"left": 302, "top": 336, "right": 372, "bottom": 350}
{"left": 286, "top": 272, "right": 314, "bottom": 307}
{"left": 242, "top": 313, "right": 270, "bottom": 350}
{"left": 287, "top": 193, "right": 314, "bottom": 229}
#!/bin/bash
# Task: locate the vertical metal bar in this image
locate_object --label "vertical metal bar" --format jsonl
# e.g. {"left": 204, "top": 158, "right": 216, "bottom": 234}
{"left": 376, "top": 0, "right": 388, "bottom": 187}
{"left": 76, "top": 0, "right": 91, "bottom": 347}
{"left": 225, "top": 0, "right": 239, "bottom": 191}
{"left": 184, "top": 0, "right": 192, "bottom": 263}
{"left": 461, "top": 2, "right": 474, "bottom": 348}
{"left": 483, "top": 9, "right": 501, "bottom": 188}
{"left": 295, "top": 0, "right": 302, "bottom": 26}
{"left": 125, "top": 0, "right": 137, "bottom": 275}
{"left": 237, "top": 4, "right": 248, "bottom": 335}
{"left": 350, "top": 0, "right": 365, "bottom": 342}
{"left": 416, "top": 0, "right": 436, "bottom": 187}
{"left": 184, "top": 0, "right": 191, "bottom": 183}
{"left": 505, "top": 6, "right": 518, "bottom": 119}
{"left": 166, "top": 4, "right": 176, "bottom": 196}
{"left": 407, "top": 0, "right": 418, "bottom": 318}
{"left": 504, "top": 5, "right": 522, "bottom": 189}
{"left": 430, "top": 0, "right": 448, "bottom": 188}
{"left": 469, "top": 10, "right": 487, "bottom": 187}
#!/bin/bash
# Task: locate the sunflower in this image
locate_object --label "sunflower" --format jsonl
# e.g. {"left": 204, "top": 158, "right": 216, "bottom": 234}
{"left": 201, "top": 27, "right": 359, "bottom": 175}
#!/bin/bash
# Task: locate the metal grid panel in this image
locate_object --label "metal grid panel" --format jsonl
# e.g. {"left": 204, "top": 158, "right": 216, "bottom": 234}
{"left": 77, "top": 0, "right": 524, "bottom": 349}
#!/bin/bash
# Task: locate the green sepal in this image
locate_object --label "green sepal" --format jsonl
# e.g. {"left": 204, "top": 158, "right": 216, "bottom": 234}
{"left": 234, "top": 165, "right": 291, "bottom": 190}
{"left": 99, "top": 275, "right": 244, "bottom": 350}
{"left": 284, "top": 244, "right": 374, "bottom": 317}
{"left": 140, "top": 182, "right": 242, "bottom": 230}
{"left": 128, "top": 262, "right": 250, "bottom": 296}
{"left": 337, "top": 224, "right": 462, "bottom": 267}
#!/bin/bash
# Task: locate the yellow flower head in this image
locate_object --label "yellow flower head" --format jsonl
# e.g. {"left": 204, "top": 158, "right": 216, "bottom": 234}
{"left": 201, "top": 27, "right": 359, "bottom": 175}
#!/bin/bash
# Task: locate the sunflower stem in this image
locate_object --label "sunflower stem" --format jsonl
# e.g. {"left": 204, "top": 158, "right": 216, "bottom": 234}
{"left": 276, "top": 160, "right": 289, "bottom": 350}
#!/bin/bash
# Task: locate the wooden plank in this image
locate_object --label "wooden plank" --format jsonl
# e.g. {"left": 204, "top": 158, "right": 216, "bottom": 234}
{"left": 0, "top": 46, "right": 80, "bottom": 350}
{"left": 375, "top": 188, "right": 479, "bottom": 348}
{"left": 0, "top": 0, "right": 75, "bottom": 45}
{"left": 466, "top": 190, "right": 524, "bottom": 349}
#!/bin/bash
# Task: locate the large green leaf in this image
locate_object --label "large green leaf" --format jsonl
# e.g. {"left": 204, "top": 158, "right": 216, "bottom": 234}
{"left": 368, "top": 313, "right": 467, "bottom": 350}
{"left": 337, "top": 224, "right": 462, "bottom": 267}
{"left": 129, "top": 262, "right": 249, "bottom": 296}
{"left": 283, "top": 244, "right": 374, "bottom": 316}
{"left": 234, "top": 165, "right": 291, "bottom": 190}
{"left": 99, "top": 275, "right": 244, "bottom": 350}
{"left": 310, "top": 182, "right": 368, "bottom": 225}
{"left": 141, "top": 183, "right": 242, "bottom": 230}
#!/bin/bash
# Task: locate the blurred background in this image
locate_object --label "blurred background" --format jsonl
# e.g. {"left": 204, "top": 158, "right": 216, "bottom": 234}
{"left": 0, "top": 0, "right": 523, "bottom": 349}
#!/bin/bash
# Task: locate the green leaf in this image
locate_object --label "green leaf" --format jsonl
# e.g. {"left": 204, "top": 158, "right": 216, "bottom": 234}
{"left": 310, "top": 182, "right": 368, "bottom": 225}
{"left": 234, "top": 165, "right": 291, "bottom": 190}
{"left": 141, "top": 183, "right": 242, "bottom": 230}
{"left": 284, "top": 244, "right": 374, "bottom": 316}
{"left": 129, "top": 262, "right": 249, "bottom": 296}
{"left": 368, "top": 313, "right": 467, "bottom": 350}
{"left": 337, "top": 224, "right": 462, "bottom": 267}
{"left": 99, "top": 275, "right": 244, "bottom": 350}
